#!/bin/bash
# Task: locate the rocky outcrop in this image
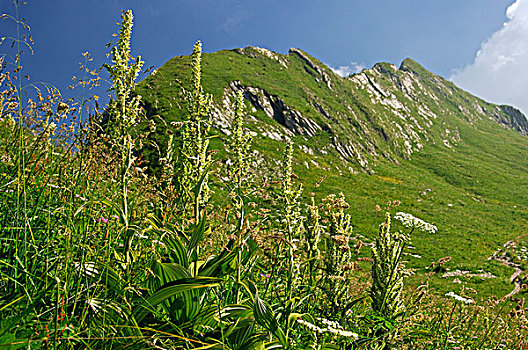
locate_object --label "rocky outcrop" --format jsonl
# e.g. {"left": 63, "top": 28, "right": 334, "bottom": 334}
{"left": 498, "top": 105, "right": 528, "bottom": 136}
{"left": 236, "top": 46, "right": 289, "bottom": 68}
{"left": 332, "top": 137, "right": 369, "bottom": 169}
{"left": 289, "top": 48, "right": 333, "bottom": 90}
{"left": 228, "top": 81, "right": 321, "bottom": 138}
{"left": 489, "top": 237, "right": 527, "bottom": 303}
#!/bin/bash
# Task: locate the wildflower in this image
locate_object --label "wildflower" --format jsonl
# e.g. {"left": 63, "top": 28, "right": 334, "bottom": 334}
{"left": 260, "top": 273, "right": 271, "bottom": 278}
{"left": 370, "top": 213, "right": 405, "bottom": 318}
{"left": 317, "top": 317, "right": 343, "bottom": 329}
{"left": 297, "top": 318, "right": 359, "bottom": 339}
{"left": 110, "top": 214, "right": 119, "bottom": 219}
{"left": 98, "top": 217, "right": 108, "bottom": 223}
{"left": 59, "top": 295, "right": 65, "bottom": 322}
{"left": 394, "top": 212, "right": 437, "bottom": 233}
{"left": 328, "top": 328, "right": 358, "bottom": 339}
{"left": 297, "top": 319, "right": 324, "bottom": 333}
{"left": 328, "top": 275, "right": 346, "bottom": 281}
{"left": 445, "top": 291, "right": 474, "bottom": 304}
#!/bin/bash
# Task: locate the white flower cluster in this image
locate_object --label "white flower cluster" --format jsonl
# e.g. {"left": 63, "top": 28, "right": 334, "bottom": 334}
{"left": 297, "top": 318, "right": 358, "bottom": 339}
{"left": 394, "top": 212, "right": 438, "bottom": 234}
{"left": 297, "top": 319, "right": 324, "bottom": 333}
{"left": 445, "top": 291, "right": 474, "bottom": 304}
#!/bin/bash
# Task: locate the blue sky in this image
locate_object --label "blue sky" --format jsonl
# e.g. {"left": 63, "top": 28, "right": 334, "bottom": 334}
{"left": 1, "top": 0, "right": 526, "bottom": 113}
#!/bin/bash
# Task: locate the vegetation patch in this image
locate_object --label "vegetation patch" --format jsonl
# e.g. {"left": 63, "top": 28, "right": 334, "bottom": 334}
{"left": 1, "top": 4, "right": 528, "bottom": 349}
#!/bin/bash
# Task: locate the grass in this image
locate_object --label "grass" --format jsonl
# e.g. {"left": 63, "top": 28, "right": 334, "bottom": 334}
{"left": 1, "top": 5, "right": 528, "bottom": 350}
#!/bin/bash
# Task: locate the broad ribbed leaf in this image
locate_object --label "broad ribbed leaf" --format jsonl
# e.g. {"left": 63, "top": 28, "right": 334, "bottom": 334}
{"left": 100, "top": 199, "right": 125, "bottom": 221}
{"left": 199, "top": 245, "right": 237, "bottom": 277}
{"left": 287, "top": 312, "right": 311, "bottom": 329}
{"left": 134, "top": 277, "right": 221, "bottom": 323}
{"left": 221, "top": 304, "right": 253, "bottom": 319}
{"left": 187, "top": 213, "right": 209, "bottom": 257}
{"left": 224, "top": 317, "right": 254, "bottom": 339}
{"left": 239, "top": 336, "right": 266, "bottom": 350}
{"left": 241, "top": 238, "right": 259, "bottom": 265}
{"left": 153, "top": 261, "right": 190, "bottom": 281}
{"left": 193, "top": 304, "right": 218, "bottom": 330}
{"left": 253, "top": 292, "right": 287, "bottom": 346}
{"left": 165, "top": 234, "right": 189, "bottom": 267}
{"left": 79, "top": 262, "right": 124, "bottom": 292}
{"left": 150, "top": 260, "right": 191, "bottom": 295}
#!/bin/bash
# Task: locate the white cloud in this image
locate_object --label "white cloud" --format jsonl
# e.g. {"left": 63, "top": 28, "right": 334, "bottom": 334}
{"left": 330, "top": 62, "right": 365, "bottom": 77}
{"left": 451, "top": 0, "right": 528, "bottom": 117}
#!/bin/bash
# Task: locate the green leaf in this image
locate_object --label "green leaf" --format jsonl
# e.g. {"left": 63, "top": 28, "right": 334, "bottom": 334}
{"left": 0, "top": 333, "right": 32, "bottom": 350}
{"left": 0, "top": 307, "right": 34, "bottom": 338}
{"left": 264, "top": 342, "right": 283, "bottom": 349}
{"left": 164, "top": 233, "right": 189, "bottom": 267}
{"left": 199, "top": 243, "right": 237, "bottom": 277}
{"left": 150, "top": 260, "right": 191, "bottom": 291}
{"left": 221, "top": 304, "right": 253, "bottom": 319}
{"left": 133, "top": 277, "right": 221, "bottom": 323}
{"left": 79, "top": 262, "right": 124, "bottom": 292}
{"left": 193, "top": 165, "right": 211, "bottom": 199}
{"left": 253, "top": 291, "right": 287, "bottom": 346}
{"left": 187, "top": 213, "right": 208, "bottom": 257}
{"left": 287, "top": 312, "right": 308, "bottom": 329}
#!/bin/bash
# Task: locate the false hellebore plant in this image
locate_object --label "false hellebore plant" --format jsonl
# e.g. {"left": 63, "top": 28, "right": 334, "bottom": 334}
{"left": 370, "top": 212, "right": 437, "bottom": 320}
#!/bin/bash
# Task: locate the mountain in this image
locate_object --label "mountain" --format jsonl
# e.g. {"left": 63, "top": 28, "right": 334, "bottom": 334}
{"left": 136, "top": 46, "right": 528, "bottom": 297}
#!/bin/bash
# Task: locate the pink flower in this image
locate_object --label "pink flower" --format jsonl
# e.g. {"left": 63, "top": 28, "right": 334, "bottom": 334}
{"left": 110, "top": 215, "right": 119, "bottom": 220}
{"left": 98, "top": 217, "right": 108, "bottom": 223}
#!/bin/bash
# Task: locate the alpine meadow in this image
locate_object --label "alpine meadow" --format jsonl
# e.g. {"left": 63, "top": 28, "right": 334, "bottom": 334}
{"left": 2, "top": 3, "right": 528, "bottom": 349}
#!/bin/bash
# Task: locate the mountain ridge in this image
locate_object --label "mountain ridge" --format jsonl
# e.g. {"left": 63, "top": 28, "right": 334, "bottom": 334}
{"left": 136, "top": 45, "right": 528, "bottom": 297}
{"left": 140, "top": 46, "right": 528, "bottom": 175}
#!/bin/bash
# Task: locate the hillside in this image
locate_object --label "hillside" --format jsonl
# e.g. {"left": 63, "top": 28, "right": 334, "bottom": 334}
{"left": 136, "top": 46, "right": 528, "bottom": 297}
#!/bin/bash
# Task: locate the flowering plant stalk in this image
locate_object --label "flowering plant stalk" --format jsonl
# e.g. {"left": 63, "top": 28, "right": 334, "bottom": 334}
{"left": 371, "top": 212, "right": 406, "bottom": 321}
{"left": 371, "top": 211, "right": 437, "bottom": 321}
{"left": 178, "top": 41, "right": 214, "bottom": 225}
{"left": 319, "top": 193, "right": 354, "bottom": 315}
{"left": 280, "top": 141, "right": 304, "bottom": 298}
{"left": 225, "top": 90, "right": 253, "bottom": 230}
{"left": 101, "top": 9, "right": 145, "bottom": 282}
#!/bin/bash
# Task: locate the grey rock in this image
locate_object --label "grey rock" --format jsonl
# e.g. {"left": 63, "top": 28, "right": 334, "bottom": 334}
{"left": 229, "top": 81, "right": 321, "bottom": 138}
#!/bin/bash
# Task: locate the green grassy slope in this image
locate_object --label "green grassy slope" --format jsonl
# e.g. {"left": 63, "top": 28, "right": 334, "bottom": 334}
{"left": 136, "top": 46, "right": 528, "bottom": 298}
